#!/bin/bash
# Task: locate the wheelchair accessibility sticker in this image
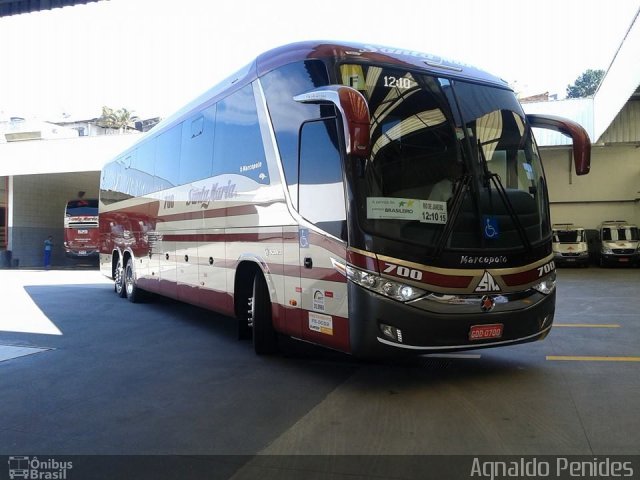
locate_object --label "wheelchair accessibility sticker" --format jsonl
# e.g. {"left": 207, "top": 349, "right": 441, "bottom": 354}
{"left": 483, "top": 216, "right": 499, "bottom": 240}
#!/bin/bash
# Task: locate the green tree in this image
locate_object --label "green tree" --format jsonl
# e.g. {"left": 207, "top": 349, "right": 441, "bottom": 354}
{"left": 97, "top": 106, "right": 139, "bottom": 131}
{"left": 566, "top": 69, "right": 605, "bottom": 98}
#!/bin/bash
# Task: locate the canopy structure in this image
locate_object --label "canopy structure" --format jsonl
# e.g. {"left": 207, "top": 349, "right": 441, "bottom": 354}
{"left": 0, "top": 0, "right": 103, "bottom": 17}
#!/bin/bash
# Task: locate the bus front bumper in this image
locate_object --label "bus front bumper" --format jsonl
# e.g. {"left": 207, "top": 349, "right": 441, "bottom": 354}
{"left": 348, "top": 283, "right": 555, "bottom": 358}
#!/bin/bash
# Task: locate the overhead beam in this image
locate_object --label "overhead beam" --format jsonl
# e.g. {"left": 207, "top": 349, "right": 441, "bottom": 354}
{"left": 0, "top": 0, "right": 104, "bottom": 18}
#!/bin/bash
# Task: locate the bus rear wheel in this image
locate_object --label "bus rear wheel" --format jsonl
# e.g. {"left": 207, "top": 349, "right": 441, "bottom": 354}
{"left": 249, "top": 274, "right": 278, "bottom": 355}
{"left": 114, "top": 257, "right": 126, "bottom": 298}
{"left": 124, "top": 257, "right": 144, "bottom": 303}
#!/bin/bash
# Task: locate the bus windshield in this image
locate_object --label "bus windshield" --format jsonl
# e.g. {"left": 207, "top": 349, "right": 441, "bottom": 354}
{"left": 66, "top": 199, "right": 99, "bottom": 217}
{"left": 341, "top": 64, "right": 547, "bottom": 255}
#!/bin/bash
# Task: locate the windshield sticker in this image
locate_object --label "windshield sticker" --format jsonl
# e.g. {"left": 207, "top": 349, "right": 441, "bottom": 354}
{"left": 367, "top": 197, "right": 447, "bottom": 224}
{"left": 420, "top": 200, "right": 447, "bottom": 224}
{"left": 483, "top": 216, "right": 500, "bottom": 239}
{"left": 367, "top": 198, "right": 420, "bottom": 221}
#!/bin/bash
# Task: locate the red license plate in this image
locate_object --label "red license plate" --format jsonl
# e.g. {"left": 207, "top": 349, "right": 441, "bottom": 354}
{"left": 469, "top": 324, "right": 503, "bottom": 341}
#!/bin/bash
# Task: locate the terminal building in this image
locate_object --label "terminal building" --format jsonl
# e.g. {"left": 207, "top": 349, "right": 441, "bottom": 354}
{"left": 0, "top": 5, "right": 639, "bottom": 268}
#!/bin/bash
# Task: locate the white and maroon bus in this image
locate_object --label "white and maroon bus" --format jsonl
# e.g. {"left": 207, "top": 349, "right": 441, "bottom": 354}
{"left": 64, "top": 198, "right": 99, "bottom": 258}
{"left": 99, "top": 41, "right": 590, "bottom": 357}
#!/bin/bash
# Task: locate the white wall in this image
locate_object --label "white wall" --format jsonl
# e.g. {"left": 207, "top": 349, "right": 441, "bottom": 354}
{"left": 541, "top": 145, "right": 640, "bottom": 228}
{"left": 9, "top": 172, "right": 99, "bottom": 267}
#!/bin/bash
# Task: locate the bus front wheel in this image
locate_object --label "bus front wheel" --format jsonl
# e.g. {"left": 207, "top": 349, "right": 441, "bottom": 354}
{"left": 250, "top": 274, "right": 278, "bottom": 355}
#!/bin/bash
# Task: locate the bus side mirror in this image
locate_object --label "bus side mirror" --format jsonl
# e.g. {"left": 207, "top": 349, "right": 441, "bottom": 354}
{"left": 294, "top": 85, "right": 370, "bottom": 157}
{"left": 526, "top": 114, "right": 591, "bottom": 176}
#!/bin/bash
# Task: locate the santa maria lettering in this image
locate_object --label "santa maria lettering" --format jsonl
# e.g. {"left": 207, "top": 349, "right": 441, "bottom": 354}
{"left": 186, "top": 180, "right": 238, "bottom": 208}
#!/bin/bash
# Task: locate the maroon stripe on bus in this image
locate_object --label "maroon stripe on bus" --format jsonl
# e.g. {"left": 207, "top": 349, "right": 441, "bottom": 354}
{"left": 277, "top": 306, "right": 351, "bottom": 353}
{"left": 347, "top": 250, "right": 378, "bottom": 272}
{"left": 502, "top": 268, "right": 541, "bottom": 287}
{"left": 155, "top": 201, "right": 283, "bottom": 223}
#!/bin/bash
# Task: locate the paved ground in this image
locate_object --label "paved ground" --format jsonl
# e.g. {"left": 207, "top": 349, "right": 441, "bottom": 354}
{"left": 0, "top": 267, "right": 638, "bottom": 479}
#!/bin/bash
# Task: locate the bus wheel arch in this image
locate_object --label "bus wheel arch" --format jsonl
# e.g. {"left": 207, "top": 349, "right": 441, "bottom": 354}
{"left": 234, "top": 261, "right": 278, "bottom": 354}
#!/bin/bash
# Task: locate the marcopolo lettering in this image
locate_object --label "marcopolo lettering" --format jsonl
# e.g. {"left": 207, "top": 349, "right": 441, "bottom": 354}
{"left": 460, "top": 255, "right": 508, "bottom": 265}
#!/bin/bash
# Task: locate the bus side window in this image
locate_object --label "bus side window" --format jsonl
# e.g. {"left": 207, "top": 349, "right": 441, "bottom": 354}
{"left": 213, "top": 84, "right": 268, "bottom": 183}
{"left": 155, "top": 123, "right": 183, "bottom": 191}
{"left": 179, "top": 105, "right": 216, "bottom": 184}
{"left": 261, "top": 60, "right": 330, "bottom": 206}
{"left": 134, "top": 137, "right": 157, "bottom": 195}
{"left": 298, "top": 118, "right": 346, "bottom": 240}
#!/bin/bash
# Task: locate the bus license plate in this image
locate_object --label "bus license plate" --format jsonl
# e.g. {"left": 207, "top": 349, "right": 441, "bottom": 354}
{"left": 78, "top": 229, "right": 88, "bottom": 234}
{"left": 469, "top": 324, "right": 503, "bottom": 341}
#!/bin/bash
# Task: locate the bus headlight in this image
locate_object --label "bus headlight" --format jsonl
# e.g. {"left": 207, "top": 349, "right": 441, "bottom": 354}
{"left": 532, "top": 272, "right": 556, "bottom": 295}
{"left": 346, "top": 266, "right": 426, "bottom": 302}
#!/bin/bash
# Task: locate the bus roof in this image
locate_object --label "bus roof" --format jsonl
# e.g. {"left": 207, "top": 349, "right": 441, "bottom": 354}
{"left": 255, "top": 40, "right": 509, "bottom": 87}
{"left": 121, "top": 40, "right": 510, "bottom": 159}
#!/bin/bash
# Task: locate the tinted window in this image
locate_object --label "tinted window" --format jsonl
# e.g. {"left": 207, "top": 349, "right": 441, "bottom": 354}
{"left": 179, "top": 104, "right": 216, "bottom": 184}
{"left": 213, "top": 84, "right": 268, "bottom": 183}
{"left": 299, "top": 118, "right": 346, "bottom": 239}
{"left": 66, "top": 199, "right": 98, "bottom": 215}
{"left": 261, "top": 60, "right": 330, "bottom": 203}
{"left": 154, "top": 123, "right": 183, "bottom": 190}
{"left": 134, "top": 138, "right": 157, "bottom": 195}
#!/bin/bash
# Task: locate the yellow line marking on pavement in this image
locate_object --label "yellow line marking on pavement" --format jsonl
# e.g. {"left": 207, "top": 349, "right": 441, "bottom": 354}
{"left": 547, "top": 356, "right": 640, "bottom": 362}
{"left": 554, "top": 324, "right": 620, "bottom": 328}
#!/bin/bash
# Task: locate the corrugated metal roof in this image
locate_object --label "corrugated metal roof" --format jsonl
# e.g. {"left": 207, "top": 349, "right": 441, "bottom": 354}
{"left": 593, "top": 8, "right": 640, "bottom": 142}
{"left": 523, "top": 98, "right": 594, "bottom": 147}
{"left": 523, "top": 7, "right": 640, "bottom": 147}
{"left": 598, "top": 98, "right": 640, "bottom": 144}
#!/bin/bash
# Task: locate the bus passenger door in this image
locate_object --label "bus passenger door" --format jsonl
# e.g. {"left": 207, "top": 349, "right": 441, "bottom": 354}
{"left": 296, "top": 118, "right": 350, "bottom": 352}
{"left": 281, "top": 227, "right": 302, "bottom": 338}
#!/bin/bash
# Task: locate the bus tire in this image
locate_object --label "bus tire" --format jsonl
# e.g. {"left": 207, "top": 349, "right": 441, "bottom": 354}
{"left": 125, "top": 257, "right": 143, "bottom": 303}
{"left": 114, "top": 257, "right": 126, "bottom": 298}
{"left": 250, "top": 273, "right": 278, "bottom": 355}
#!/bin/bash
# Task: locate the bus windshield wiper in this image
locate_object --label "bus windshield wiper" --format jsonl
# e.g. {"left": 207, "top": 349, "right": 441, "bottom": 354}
{"left": 432, "top": 173, "right": 472, "bottom": 260}
{"left": 477, "top": 140, "right": 533, "bottom": 253}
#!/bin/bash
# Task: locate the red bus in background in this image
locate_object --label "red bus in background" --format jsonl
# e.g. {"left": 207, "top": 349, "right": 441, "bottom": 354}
{"left": 64, "top": 198, "right": 99, "bottom": 258}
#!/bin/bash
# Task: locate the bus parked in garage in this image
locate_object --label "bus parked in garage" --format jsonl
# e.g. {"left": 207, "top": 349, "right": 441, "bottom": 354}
{"left": 64, "top": 197, "right": 99, "bottom": 258}
{"left": 99, "top": 41, "right": 591, "bottom": 357}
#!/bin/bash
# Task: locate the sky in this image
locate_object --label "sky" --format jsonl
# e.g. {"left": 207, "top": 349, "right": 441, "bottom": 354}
{"left": 0, "top": 0, "right": 639, "bottom": 121}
